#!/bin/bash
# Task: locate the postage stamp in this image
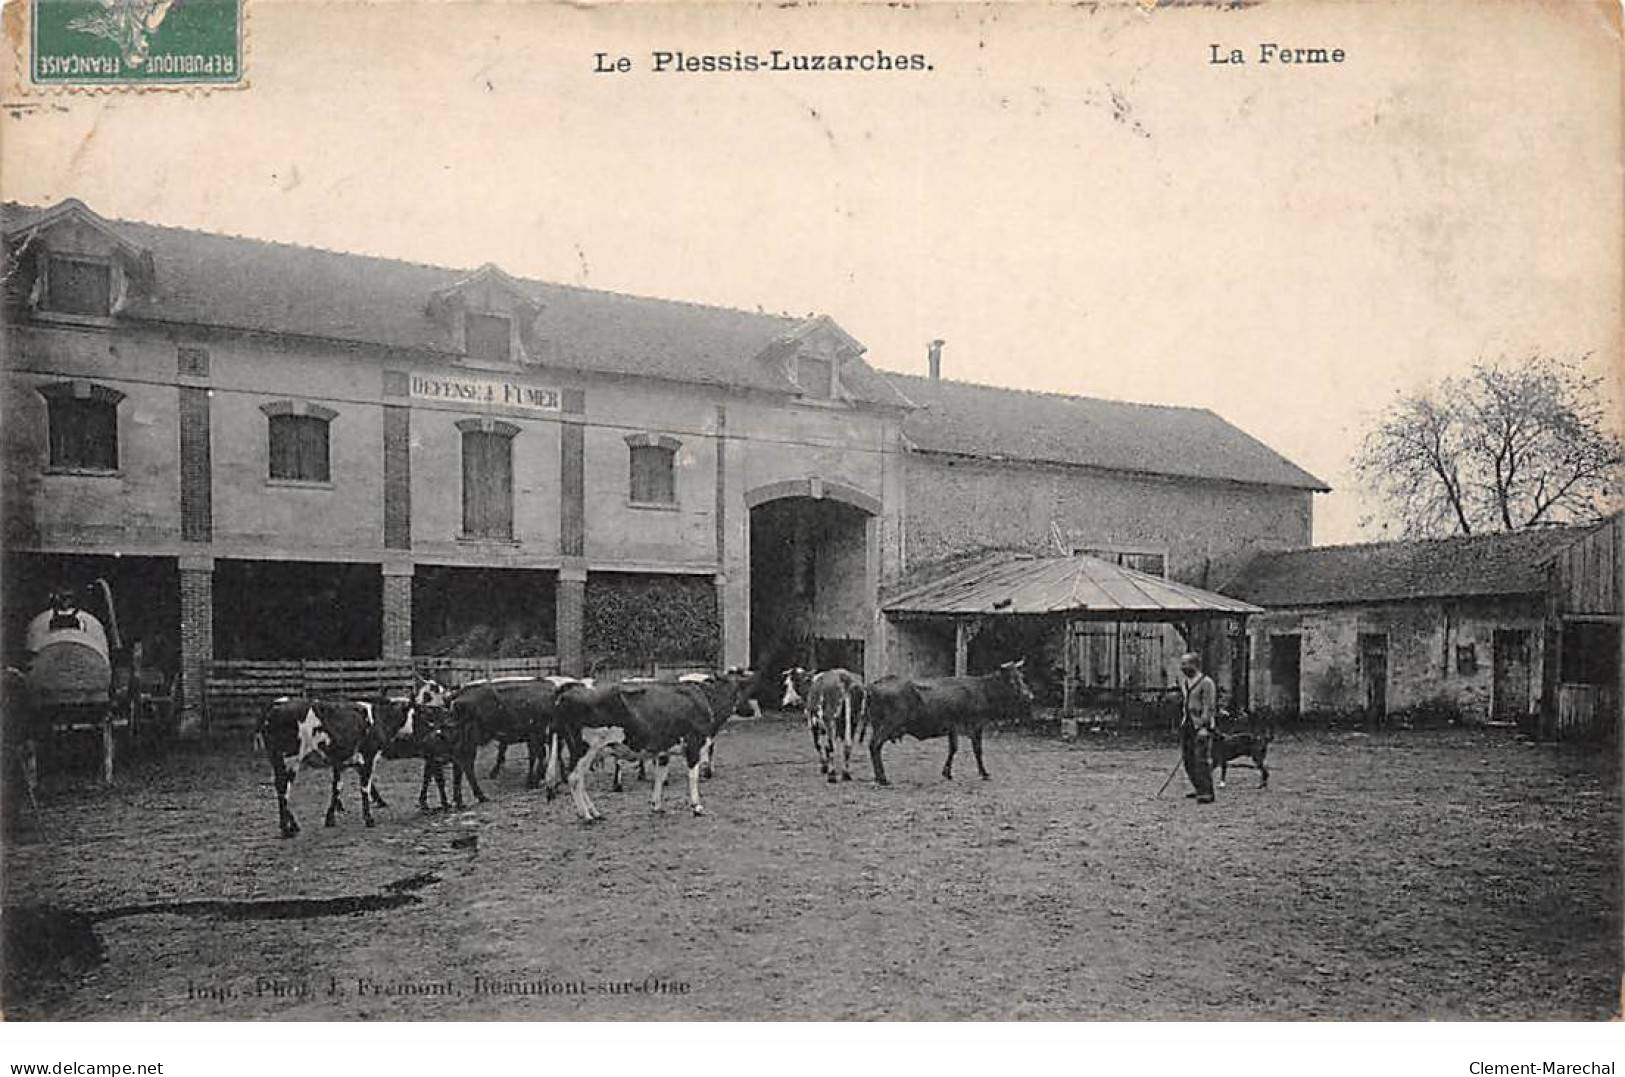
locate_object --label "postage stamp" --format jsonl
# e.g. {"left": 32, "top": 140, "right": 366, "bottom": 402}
{"left": 30, "top": 0, "right": 243, "bottom": 86}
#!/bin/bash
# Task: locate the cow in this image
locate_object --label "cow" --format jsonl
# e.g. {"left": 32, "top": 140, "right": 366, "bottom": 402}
{"left": 444, "top": 675, "right": 590, "bottom": 804}
{"left": 780, "top": 666, "right": 817, "bottom": 755}
{"left": 864, "top": 660, "right": 1033, "bottom": 787}
{"left": 545, "top": 680, "right": 718, "bottom": 821}
{"left": 800, "top": 668, "right": 867, "bottom": 782}
{"left": 258, "top": 694, "right": 420, "bottom": 837}
{"left": 603, "top": 670, "right": 757, "bottom": 790}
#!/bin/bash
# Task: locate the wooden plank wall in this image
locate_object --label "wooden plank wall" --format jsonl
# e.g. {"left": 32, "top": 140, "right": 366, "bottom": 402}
{"left": 1551, "top": 515, "right": 1622, "bottom": 617}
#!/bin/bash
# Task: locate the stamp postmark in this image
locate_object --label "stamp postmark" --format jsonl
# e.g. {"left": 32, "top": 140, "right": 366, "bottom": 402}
{"left": 30, "top": 0, "right": 242, "bottom": 87}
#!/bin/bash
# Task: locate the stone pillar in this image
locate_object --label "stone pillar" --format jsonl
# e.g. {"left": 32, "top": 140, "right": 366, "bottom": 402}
{"left": 558, "top": 565, "right": 586, "bottom": 677}
{"left": 381, "top": 562, "right": 414, "bottom": 660}
{"left": 177, "top": 556, "right": 214, "bottom": 738}
{"left": 865, "top": 514, "right": 882, "bottom": 681}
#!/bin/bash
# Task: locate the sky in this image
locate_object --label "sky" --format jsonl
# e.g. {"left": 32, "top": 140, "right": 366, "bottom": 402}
{"left": 4, "top": 0, "right": 1619, "bottom": 545}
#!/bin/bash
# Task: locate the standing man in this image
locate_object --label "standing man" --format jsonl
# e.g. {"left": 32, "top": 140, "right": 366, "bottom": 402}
{"left": 1178, "top": 651, "right": 1217, "bottom": 804}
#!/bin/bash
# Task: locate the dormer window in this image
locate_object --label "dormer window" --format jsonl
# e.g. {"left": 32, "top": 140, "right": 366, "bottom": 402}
{"left": 465, "top": 312, "right": 512, "bottom": 364}
{"left": 797, "top": 356, "right": 833, "bottom": 398}
{"left": 43, "top": 255, "right": 113, "bottom": 316}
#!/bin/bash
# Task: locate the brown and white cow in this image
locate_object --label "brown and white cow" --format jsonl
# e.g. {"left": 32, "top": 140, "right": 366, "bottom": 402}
{"left": 801, "top": 669, "right": 867, "bottom": 782}
{"left": 259, "top": 694, "right": 419, "bottom": 837}
{"left": 545, "top": 680, "right": 718, "bottom": 821}
{"left": 864, "top": 660, "right": 1033, "bottom": 787}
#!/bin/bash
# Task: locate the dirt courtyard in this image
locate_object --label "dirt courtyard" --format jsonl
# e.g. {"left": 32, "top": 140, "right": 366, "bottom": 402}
{"left": 3, "top": 718, "right": 1618, "bottom": 1020}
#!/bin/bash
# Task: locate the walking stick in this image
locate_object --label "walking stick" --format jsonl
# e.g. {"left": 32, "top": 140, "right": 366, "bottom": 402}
{"left": 1155, "top": 754, "right": 1184, "bottom": 798}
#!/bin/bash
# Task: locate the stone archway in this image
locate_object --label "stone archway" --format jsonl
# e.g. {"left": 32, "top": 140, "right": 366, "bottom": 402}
{"left": 745, "top": 478, "right": 879, "bottom": 683}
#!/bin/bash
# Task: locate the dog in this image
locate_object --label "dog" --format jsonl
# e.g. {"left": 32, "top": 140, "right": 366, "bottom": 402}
{"left": 1210, "top": 728, "right": 1271, "bottom": 788}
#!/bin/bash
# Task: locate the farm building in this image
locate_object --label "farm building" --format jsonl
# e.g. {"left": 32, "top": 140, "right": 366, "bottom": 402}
{"left": 0, "top": 199, "right": 913, "bottom": 733}
{"left": 1220, "top": 522, "right": 1620, "bottom": 736}
{"left": 1542, "top": 511, "right": 1622, "bottom": 740}
{"left": 880, "top": 346, "right": 1327, "bottom": 706}
{"left": 1, "top": 199, "right": 1329, "bottom": 735}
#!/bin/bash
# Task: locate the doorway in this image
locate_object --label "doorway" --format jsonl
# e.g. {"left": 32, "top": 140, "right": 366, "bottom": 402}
{"left": 1359, "top": 633, "right": 1388, "bottom": 722}
{"left": 748, "top": 493, "right": 873, "bottom": 681}
{"left": 1493, "top": 629, "right": 1533, "bottom": 726}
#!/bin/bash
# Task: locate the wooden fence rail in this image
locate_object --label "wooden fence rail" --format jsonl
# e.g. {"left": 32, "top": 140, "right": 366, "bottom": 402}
{"left": 206, "top": 656, "right": 563, "bottom": 732}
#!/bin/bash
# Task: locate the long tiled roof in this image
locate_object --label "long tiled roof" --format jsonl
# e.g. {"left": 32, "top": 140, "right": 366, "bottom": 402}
{"left": 2, "top": 200, "right": 909, "bottom": 406}
{"left": 886, "top": 372, "right": 1328, "bottom": 491}
{"left": 1222, "top": 526, "right": 1592, "bottom": 607}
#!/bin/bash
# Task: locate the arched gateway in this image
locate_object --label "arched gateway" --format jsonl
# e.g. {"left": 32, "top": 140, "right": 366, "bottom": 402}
{"left": 744, "top": 478, "right": 880, "bottom": 685}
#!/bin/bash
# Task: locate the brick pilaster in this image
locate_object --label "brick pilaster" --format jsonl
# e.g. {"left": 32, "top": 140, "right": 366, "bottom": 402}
{"left": 177, "top": 559, "right": 213, "bottom": 737}
{"left": 179, "top": 386, "right": 212, "bottom": 542}
{"left": 557, "top": 568, "right": 586, "bottom": 677}
{"left": 381, "top": 565, "right": 413, "bottom": 659}
{"left": 383, "top": 405, "right": 412, "bottom": 550}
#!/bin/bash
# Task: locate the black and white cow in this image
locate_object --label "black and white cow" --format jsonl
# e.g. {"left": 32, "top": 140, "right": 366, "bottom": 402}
{"left": 258, "top": 694, "right": 419, "bottom": 837}
{"left": 780, "top": 666, "right": 817, "bottom": 758}
{"left": 864, "top": 660, "right": 1033, "bottom": 787}
{"left": 604, "top": 670, "right": 756, "bottom": 790}
{"left": 678, "top": 669, "right": 758, "bottom": 777}
{"left": 376, "top": 677, "right": 476, "bottom": 812}
{"left": 545, "top": 680, "right": 717, "bottom": 821}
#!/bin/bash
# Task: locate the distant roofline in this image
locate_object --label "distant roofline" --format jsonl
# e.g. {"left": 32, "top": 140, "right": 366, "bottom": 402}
{"left": 880, "top": 367, "right": 1331, "bottom": 492}
{"left": 1247, "top": 523, "right": 1596, "bottom": 560}
{"left": 881, "top": 368, "right": 1216, "bottom": 416}
{"left": 1251, "top": 587, "right": 1550, "bottom": 609}
{"left": 905, "top": 445, "right": 1329, "bottom": 492}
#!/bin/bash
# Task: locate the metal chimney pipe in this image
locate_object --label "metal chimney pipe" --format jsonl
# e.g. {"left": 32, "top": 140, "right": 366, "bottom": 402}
{"left": 927, "top": 339, "right": 945, "bottom": 381}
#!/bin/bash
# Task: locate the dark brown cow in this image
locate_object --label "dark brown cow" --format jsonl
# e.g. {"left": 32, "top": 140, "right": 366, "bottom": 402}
{"left": 444, "top": 675, "right": 590, "bottom": 804}
{"left": 864, "top": 660, "right": 1033, "bottom": 787}
{"left": 258, "top": 695, "right": 419, "bottom": 837}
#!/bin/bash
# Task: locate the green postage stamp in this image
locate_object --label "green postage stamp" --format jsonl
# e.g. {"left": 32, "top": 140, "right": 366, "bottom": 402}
{"left": 31, "top": 0, "right": 243, "bottom": 86}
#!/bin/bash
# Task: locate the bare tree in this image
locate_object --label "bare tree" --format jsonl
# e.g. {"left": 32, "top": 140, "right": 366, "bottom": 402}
{"left": 1355, "top": 354, "right": 1622, "bottom": 538}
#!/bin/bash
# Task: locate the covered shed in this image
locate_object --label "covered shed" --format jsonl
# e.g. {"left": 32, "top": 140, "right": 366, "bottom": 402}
{"left": 882, "top": 551, "right": 1261, "bottom": 722}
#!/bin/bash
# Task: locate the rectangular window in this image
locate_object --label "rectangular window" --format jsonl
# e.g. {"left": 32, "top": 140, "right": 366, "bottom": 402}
{"left": 1076, "top": 547, "right": 1167, "bottom": 578}
{"left": 46, "top": 396, "right": 119, "bottom": 470}
{"left": 44, "top": 256, "right": 112, "bottom": 316}
{"left": 268, "top": 414, "right": 331, "bottom": 482}
{"left": 462, "top": 430, "right": 514, "bottom": 539}
{"left": 177, "top": 345, "right": 211, "bottom": 377}
{"left": 629, "top": 444, "right": 676, "bottom": 505}
{"left": 465, "top": 312, "right": 512, "bottom": 365}
{"left": 1121, "top": 552, "right": 1167, "bottom": 578}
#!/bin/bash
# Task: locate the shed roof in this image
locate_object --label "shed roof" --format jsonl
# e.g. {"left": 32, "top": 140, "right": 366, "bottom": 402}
{"left": 1222, "top": 526, "right": 1592, "bottom": 608}
{"left": 884, "top": 551, "right": 1263, "bottom": 620}
{"left": 886, "top": 372, "right": 1329, "bottom": 491}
